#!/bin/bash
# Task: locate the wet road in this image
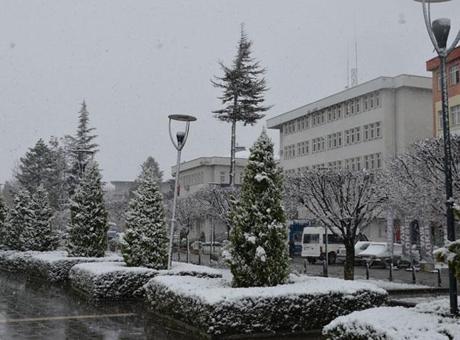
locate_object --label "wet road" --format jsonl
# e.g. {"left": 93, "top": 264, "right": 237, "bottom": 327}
{"left": 0, "top": 272, "right": 323, "bottom": 340}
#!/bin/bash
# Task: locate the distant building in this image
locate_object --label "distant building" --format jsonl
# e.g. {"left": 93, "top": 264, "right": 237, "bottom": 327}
{"left": 267, "top": 74, "right": 433, "bottom": 242}
{"left": 171, "top": 156, "right": 249, "bottom": 242}
{"left": 426, "top": 46, "right": 460, "bottom": 136}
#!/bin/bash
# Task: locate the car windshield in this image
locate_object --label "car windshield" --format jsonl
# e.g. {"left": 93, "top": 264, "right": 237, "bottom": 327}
{"left": 359, "top": 244, "right": 387, "bottom": 256}
{"left": 303, "top": 234, "right": 319, "bottom": 244}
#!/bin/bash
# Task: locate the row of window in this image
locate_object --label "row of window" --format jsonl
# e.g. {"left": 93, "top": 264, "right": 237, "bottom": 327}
{"left": 436, "top": 64, "right": 460, "bottom": 90}
{"left": 283, "top": 121, "right": 382, "bottom": 159}
{"left": 282, "top": 91, "right": 381, "bottom": 135}
{"left": 437, "top": 105, "right": 460, "bottom": 129}
{"left": 181, "top": 172, "right": 204, "bottom": 187}
{"left": 283, "top": 152, "right": 383, "bottom": 176}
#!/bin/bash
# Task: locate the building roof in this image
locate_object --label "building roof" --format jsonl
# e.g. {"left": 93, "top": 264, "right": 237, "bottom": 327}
{"left": 266, "top": 74, "right": 432, "bottom": 129}
{"left": 171, "top": 156, "right": 249, "bottom": 176}
{"left": 426, "top": 46, "right": 460, "bottom": 71}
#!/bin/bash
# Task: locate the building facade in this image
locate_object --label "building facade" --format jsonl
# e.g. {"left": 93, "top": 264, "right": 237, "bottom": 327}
{"left": 171, "top": 156, "right": 248, "bottom": 242}
{"left": 426, "top": 46, "right": 460, "bottom": 136}
{"left": 267, "top": 74, "right": 433, "bottom": 242}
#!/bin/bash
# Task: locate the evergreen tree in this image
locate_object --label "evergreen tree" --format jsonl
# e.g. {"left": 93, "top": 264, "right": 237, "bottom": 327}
{"left": 16, "top": 139, "right": 53, "bottom": 189}
{"left": 0, "top": 194, "right": 8, "bottom": 249}
{"left": 122, "top": 166, "right": 168, "bottom": 269}
{"left": 212, "top": 25, "right": 270, "bottom": 186}
{"left": 22, "top": 186, "right": 58, "bottom": 251}
{"left": 141, "top": 156, "right": 163, "bottom": 182}
{"left": 66, "top": 101, "right": 98, "bottom": 195}
{"left": 67, "top": 162, "right": 108, "bottom": 257}
{"left": 3, "top": 189, "right": 32, "bottom": 250}
{"left": 226, "top": 130, "right": 289, "bottom": 287}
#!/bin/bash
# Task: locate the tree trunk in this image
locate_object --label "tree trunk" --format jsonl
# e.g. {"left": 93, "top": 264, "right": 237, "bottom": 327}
{"left": 229, "top": 119, "right": 236, "bottom": 187}
{"left": 344, "top": 240, "right": 355, "bottom": 280}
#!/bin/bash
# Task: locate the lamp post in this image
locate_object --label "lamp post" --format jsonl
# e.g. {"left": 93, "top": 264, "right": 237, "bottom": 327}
{"left": 168, "top": 114, "right": 197, "bottom": 269}
{"left": 414, "top": 0, "right": 460, "bottom": 315}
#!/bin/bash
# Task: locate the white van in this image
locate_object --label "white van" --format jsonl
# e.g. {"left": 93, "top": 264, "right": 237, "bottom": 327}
{"left": 301, "top": 226, "right": 343, "bottom": 264}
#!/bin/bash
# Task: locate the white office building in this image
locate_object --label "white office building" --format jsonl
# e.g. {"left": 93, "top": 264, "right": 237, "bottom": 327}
{"left": 267, "top": 74, "right": 433, "bottom": 241}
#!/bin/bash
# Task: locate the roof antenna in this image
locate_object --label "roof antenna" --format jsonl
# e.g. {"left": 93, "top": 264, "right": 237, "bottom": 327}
{"left": 350, "top": 12, "right": 359, "bottom": 87}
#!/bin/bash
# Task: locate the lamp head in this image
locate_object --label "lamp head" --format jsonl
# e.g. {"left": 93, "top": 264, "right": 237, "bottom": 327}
{"left": 168, "top": 114, "right": 197, "bottom": 122}
{"left": 413, "top": 0, "right": 451, "bottom": 3}
{"left": 432, "top": 18, "right": 451, "bottom": 49}
{"left": 176, "top": 131, "right": 186, "bottom": 146}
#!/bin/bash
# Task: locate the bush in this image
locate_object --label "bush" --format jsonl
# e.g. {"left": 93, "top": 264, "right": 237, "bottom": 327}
{"left": 144, "top": 275, "right": 387, "bottom": 337}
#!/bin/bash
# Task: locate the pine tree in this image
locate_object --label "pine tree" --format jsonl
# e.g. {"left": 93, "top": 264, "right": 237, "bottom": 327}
{"left": 122, "top": 166, "right": 168, "bottom": 269}
{"left": 212, "top": 25, "right": 270, "bottom": 186}
{"left": 66, "top": 101, "right": 98, "bottom": 195}
{"left": 226, "top": 130, "right": 289, "bottom": 287}
{"left": 21, "top": 186, "right": 58, "bottom": 251}
{"left": 141, "top": 156, "right": 163, "bottom": 182}
{"left": 0, "top": 194, "right": 8, "bottom": 249}
{"left": 66, "top": 162, "right": 108, "bottom": 257}
{"left": 3, "top": 189, "right": 32, "bottom": 250}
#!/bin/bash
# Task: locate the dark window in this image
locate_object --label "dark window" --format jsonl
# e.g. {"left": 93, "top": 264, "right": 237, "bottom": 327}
{"left": 303, "top": 234, "right": 319, "bottom": 244}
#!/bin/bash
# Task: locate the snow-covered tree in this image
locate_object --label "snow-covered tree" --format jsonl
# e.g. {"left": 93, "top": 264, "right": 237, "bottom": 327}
{"left": 226, "top": 130, "right": 289, "bottom": 287}
{"left": 0, "top": 194, "right": 8, "bottom": 249}
{"left": 141, "top": 156, "right": 163, "bottom": 183}
{"left": 66, "top": 162, "right": 108, "bottom": 257}
{"left": 21, "top": 185, "right": 58, "bottom": 251}
{"left": 3, "top": 189, "right": 32, "bottom": 250}
{"left": 65, "top": 101, "right": 98, "bottom": 195}
{"left": 122, "top": 166, "right": 168, "bottom": 269}
{"left": 212, "top": 25, "right": 270, "bottom": 186}
{"left": 286, "top": 169, "right": 386, "bottom": 280}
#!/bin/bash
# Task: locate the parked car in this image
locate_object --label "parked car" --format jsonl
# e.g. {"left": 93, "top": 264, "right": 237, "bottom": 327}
{"left": 356, "top": 242, "right": 403, "bottom": 268}
{"left": 336, "top": 241, "right": 371, "bottom": 264}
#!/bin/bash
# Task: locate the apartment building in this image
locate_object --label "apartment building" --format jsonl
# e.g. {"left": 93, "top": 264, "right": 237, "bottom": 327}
{"left": 426, "top": 46, "right": 460, "bottom": 136}
{"left": 267, "top": 75, "right": 432, "bottom": 175}
{"left": 267, "top": 74, "right": 433, "bottom": 242}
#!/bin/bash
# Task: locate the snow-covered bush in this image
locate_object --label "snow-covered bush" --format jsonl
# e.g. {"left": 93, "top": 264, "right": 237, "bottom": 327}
{"left": 21, "top": 186, "right": 58, "bottom": 251}
{"left": 158, "top": 262, "right": 223, "bottom": 278}
{"left": 144, "top": 274, "right": 387, "bottom": 337}
{"left": 415, "top": 297, "right": 460, "bottom": 317}
{"left": 3, "top": 189, "right": 31, "bottom": 250}
{"left": 323, "top": 306, "right": 460, "bottom": 340}
{"left": 0, "top": 194, "right": 8, "bottom": 249}
{"left": 226, "top": 130, "right": 289, "bottom": 287}
{"left": 69, "top": 262, "right": 158, "bottom": 300}
{"left": 434, "top": 240, "right": 460, "bottom": 281}
{"left": 0, "top": 250, "right": 122, "bottom": 283}
{"left": 122, "top": 166, "right": 168, "bottom": 269}
{"left": 67, "top": 162, "right": 109, "bottom": 257}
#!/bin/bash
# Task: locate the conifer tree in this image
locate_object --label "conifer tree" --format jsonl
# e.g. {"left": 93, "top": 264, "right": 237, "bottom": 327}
{"left": 122, "top": 166, "right": 168, "bottom": 269}
{"left": 15, "top": 139, "right": 53, "bottom": 189}
{"left": 22, "top": 185, "right": 58, "bottom": 251}
{"left": 67, "top": 162, "right": 108, "bottom": 257}
{"left": 3, "top": 189, "right": 32, "bottom": 250}
{"left": 212, "top": 25, "right": 270, "bottom": 186}
{"left": 66, "top": 101, "right": 98, "bottom": 195}
{"left": 0, "top": 194, "right": 8, "bottom": 249}
{"left": 226, "top": 130, "right": 289, "bottom": 287}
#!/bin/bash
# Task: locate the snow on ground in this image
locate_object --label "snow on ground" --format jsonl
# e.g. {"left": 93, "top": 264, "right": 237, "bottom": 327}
{"left": 323, "top": 306, "right": 460, "bottom": 340}
{"left": 415, "top": 296, "right": 460, "bottom": 317}
{"left": 150, "top": 274, "right": 386, "bottom": 305}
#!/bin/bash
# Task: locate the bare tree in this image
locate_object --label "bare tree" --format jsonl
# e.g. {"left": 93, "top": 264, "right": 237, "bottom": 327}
{"left": 286, "top": 169, "right": 386, "bottom": 280}
{"left": 195, "top": 185, "right": 240, "bottom": 238}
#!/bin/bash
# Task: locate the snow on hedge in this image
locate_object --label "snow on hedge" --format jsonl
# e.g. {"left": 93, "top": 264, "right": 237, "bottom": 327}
{"left": 323, "top": 306, "right": 460, "bottom": 340}
{"left": 70, "top": 262, "right": 158, "bottom": 300}
{"left": 68, "top": 261, "right": 223, "bottom": 300}
{"left": 144, "top": 274, "right": 387, "bottom": 336}
{"left": 415, "top": 297, "right": 460, "bottom": 317}
{"left": 158, "top": 262, "right": 222, "bottom": 278}
{"left": 0, "top": 250, "right": 122, "bottom": 282}
{"left": 357, "top": 279, "right": 430, "bottom": 291}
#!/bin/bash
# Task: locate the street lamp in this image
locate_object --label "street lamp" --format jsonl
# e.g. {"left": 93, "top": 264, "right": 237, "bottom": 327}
{"left": 414, "top": 0, "right": 460, "bottom": 315}
{"left": 168, "top": 114, "right": 197, "bottom": 269}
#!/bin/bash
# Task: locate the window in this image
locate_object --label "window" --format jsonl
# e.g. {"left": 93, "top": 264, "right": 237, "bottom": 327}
{"left": 312, "top": 137, "right": 325, "bottom": 153}
{"left": 355, "top": 98, "right": 360, "bottom": 113}
{"left": 450, "top": 64, "right": 459, "bottom": 86}
{"left": 438, "top": 110, "right": 443, "bottom": 130}
{"left": 363, "top": 122, "right": 382, "bottom": 141}
{"left": 375, "top": 92, "right": 380, "bottom": 107}
{"left": 363, "top": 96, "right": 368, "bottom": 111}
{"left": 369, "top": 94, "right": 374, "bottom": 109}
{"left": 363, "top": 153, "right": 382, "bottom": 170}
{"left": 220, "top": 171, "right": 226, "bottom": 183}
{"left": 437, "top": 72, "right": 442, "bottom": 91}
{"left": 303, "top": 234, "right": 319, "bottom": 244}
{"left": 451, "top": 105, "right": 460, "bottom": 126}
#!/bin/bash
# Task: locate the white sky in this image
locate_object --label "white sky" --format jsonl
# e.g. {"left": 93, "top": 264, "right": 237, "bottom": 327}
{"left": 0, "top": 0, "right": 459, "bottom": 183}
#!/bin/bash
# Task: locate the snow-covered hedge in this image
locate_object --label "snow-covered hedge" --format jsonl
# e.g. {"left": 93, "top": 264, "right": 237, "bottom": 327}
{"left": 323, "top": 306, "right": 460, "bottom": 340}
{"left": 0, "top": 250, "right": 122, "bottom": 283}
{"left": 70, "top": 262, "right": 158, "bottom": 300}
{"left": 69, "top": 261, "right": 223, "bottom": 300}
{"left": 415, "top": 297, "right": 460, "bottom": 317}
{"left": 144, "top": 274, "right": 387, "bottom": 337}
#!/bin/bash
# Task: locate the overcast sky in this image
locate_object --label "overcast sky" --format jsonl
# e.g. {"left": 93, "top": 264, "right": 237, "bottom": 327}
{"left": 1, "top": 0, "right": 459, "bottom": 183}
